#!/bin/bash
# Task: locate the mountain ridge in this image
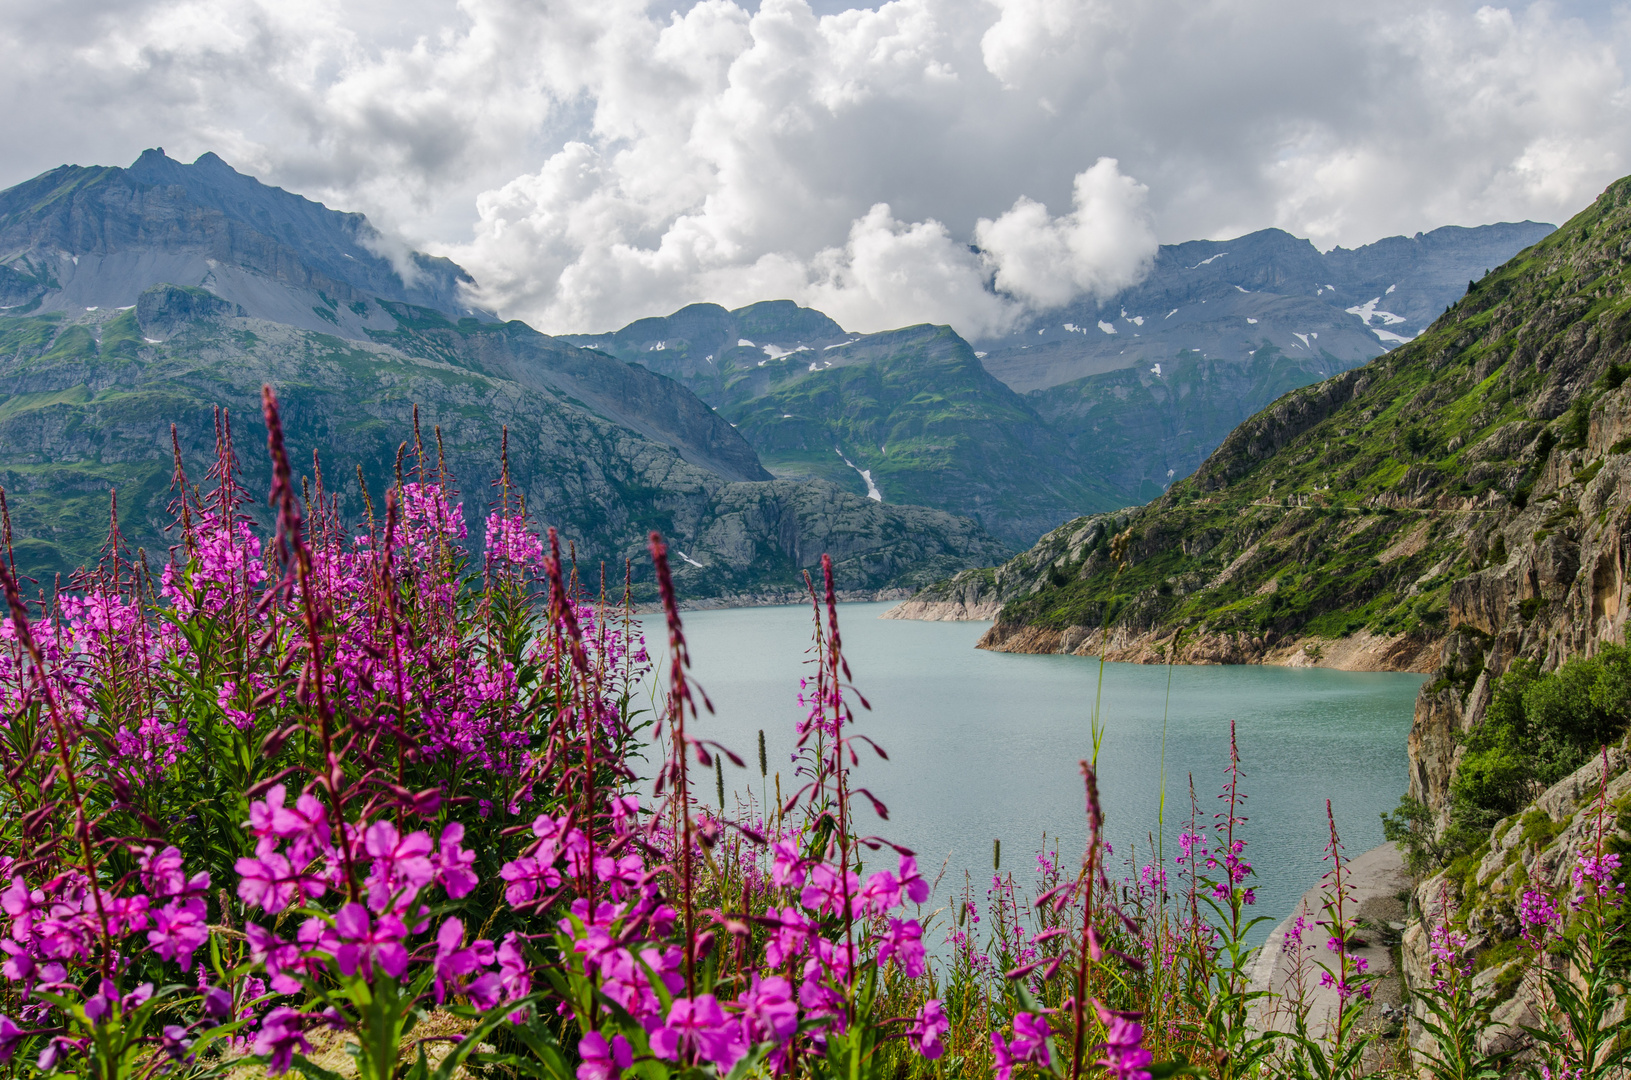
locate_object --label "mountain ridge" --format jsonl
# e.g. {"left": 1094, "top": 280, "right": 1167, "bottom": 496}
{"left": 0, "top": 293, "right": 1010, "bottom": 595}
{"left": 578, "top": 217, "right": 1555, "bottom": 544}
{"left": 0, "top": 151, "right": 1013, "bottom": 595}
{"left": 571, "top": 310, "right": 1124, "bottom": 545}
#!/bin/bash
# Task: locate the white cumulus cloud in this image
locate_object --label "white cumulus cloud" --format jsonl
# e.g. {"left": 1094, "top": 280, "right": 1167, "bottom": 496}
{"left": 975, "top": 158, "right": 1155, "bottom": 311}
{"left": 0, "top": 0, "right": 1629, "bottom": 336}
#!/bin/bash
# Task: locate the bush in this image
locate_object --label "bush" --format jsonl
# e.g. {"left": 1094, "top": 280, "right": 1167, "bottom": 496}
{"left": 1453, "top": 648, "right": 1631, "bottom": 830}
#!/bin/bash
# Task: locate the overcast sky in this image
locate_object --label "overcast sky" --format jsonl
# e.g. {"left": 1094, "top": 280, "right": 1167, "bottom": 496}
{"left": 2, "top": 0, "right": 1628, "bottom": 334}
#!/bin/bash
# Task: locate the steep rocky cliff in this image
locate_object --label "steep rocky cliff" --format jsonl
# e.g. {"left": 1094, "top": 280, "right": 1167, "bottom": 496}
{"left": 1399, "top": 748, "right": 1629, "bottom": 1062}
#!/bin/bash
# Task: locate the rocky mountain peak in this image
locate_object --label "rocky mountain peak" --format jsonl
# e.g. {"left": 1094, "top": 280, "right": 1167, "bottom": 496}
{"left": 0, "top": 149, "right": 484, "bottom": 337}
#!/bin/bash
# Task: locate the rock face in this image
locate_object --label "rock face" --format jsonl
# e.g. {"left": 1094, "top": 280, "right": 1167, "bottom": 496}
{"left": 878, "top": 568, "right": 1002, "bottom": 621}
{"left": 1398, "top": 749, "right": 1629, "bottom": 1062}
{"left": 135, "top": 283, "right": 246, "bottom": 338}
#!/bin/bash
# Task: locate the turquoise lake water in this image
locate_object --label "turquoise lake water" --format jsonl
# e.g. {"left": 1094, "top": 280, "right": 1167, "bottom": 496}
{"left": 637, "top": 602, "right": 1423, "bottom": 931}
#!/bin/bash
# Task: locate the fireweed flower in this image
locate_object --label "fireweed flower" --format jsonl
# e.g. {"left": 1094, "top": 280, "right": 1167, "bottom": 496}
{"left": 576, "top": 1031, "right": 633, "bottom": 1080}
{"left": 877, "top": 918, "right": 927, "bottom": 977}
{"left": 362, "top": 821, "right": 436, "bottom": 912}
{"left": 1176, "top": 832, "right": 1205, "bottom": 865}
{"left": 763, "top": 906, "right": 814, "bottom": 967}
{"left": 992, "top": 1012, "right": 1052, "bottom": 1080}
{"left": 1427, "top": 925, "right": 1470, "bottom": 989}
{"left": 1318, "top": 970, "right": 1373, "bottom": 1001}
{"left": 800, "top": 863, "right": 861, "bottom": 916}
{"left": 897, "top": 855, "right": 930, "bottom": 903}
{"left": 1282, "top": 914, "right": 1308, "bottom": 954}
{"left": 432, "top": 918, "right": 500, "bottom": 1007}
{"left": 252, "top": 1007, "right": 313, "bottom": 1074}
{"left": 332, "top": 904, "right": 410, "bottom": 979}
{"left": 0, "top": 1015, "right": 25, "bottom": 1063}
{"left": 1520, "top": 889, "right": 1562, "bottom": 947}
{"left": 1571, "top": 852, "right": 1624, "bottom": 908}
{"left": 1096, "top": 1006, "right": 1153, "bottom": 1080}
{"left": 907, "top": 998, "right": 948, "bottom": 1059}
{"left": 649, "top": 994, "right": 746, "bottom": 1071}
{"left": 737, "top": 975, "right": 798, "bottom": 1042}
{"left": 485, "top": 511, "right": 546, "bottom": 571}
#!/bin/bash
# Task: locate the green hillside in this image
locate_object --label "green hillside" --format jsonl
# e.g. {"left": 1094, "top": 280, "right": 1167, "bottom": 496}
{"left": 962, "top": 175, "right": 1631, "bottom": 659}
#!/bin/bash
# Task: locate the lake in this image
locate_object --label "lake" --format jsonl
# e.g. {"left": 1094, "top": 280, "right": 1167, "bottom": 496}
{"left": 636, "top": 601, "right": 1423, "bottom": 932}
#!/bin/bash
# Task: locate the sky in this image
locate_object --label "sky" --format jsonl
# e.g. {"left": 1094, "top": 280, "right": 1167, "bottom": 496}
{"left": 2, "top": 0, "right": 1629, "bottom": 336}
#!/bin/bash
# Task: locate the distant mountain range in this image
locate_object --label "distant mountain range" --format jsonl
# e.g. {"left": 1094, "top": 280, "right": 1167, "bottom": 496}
{"left": 0, "top": 151, "right": 1009, "bottom": 595}
{"left": 0, "top": 148, "right": 1557, "bottom": 587}
{"left": 973, "top": 222, "right": 1555, "bottom": 392}
{"left": 569, "top": 222, "right": 1553, "bottom": 545}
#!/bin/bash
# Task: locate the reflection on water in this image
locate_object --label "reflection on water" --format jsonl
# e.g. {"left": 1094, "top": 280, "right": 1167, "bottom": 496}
{"left": 636, "top": 602, "right": 1422, "bottom": 931}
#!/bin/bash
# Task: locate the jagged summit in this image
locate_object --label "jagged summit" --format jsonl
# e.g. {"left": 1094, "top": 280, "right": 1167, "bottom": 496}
{"left": 975, "top": 220, "right": 1557, "bottom": 393}
{"left": 0, "top": 149, "right": 485, "bottom": 337}
{"left": 566, "top": 299, "right": 851, "bottom": 384}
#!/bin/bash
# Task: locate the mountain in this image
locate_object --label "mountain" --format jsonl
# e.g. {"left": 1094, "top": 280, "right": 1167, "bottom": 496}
{"left": 567, "top": 303, "right": 1125, "bottom": 546}
{"left": 978, "top": 223, "right": 1556, "bottom": 502}
{"left": 974, "top": 222, "right": 1557, "bottom": 392}
{"left": 574, "top": 220, "right": 1553, "bottom": 543}
{"left": 0, "top": 149, "right": 481, "bottom": 336}
{"left": 0, "top": 152, "right": 1012, "bottom": 595}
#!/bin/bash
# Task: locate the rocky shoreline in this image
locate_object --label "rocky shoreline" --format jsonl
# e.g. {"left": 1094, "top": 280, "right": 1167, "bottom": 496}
{"left": 878, "top": 598, "right": 1442, "bottom": 672}
{"left": 1248, "top": 842, "right": 1411, "bottom": 1043}
{"left": 973, "top": 621, "right": 1441, "bottom": 672}
{"left": 878, "top": 597, "right": 1001, "bottom": 621}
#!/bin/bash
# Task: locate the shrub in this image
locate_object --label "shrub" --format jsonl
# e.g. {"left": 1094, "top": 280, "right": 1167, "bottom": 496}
{"left": 1454, "top": 648, "right": 1631, "bottom": 831}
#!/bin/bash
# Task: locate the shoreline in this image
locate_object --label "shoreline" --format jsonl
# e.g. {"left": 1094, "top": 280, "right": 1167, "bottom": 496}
{"left": 879, "top": 600, "right": 1439, "bottom": 674}
{"left": 635, "top": 588, "right": 913, "bottom": 614}
{"left": 1247, "top": 842, "right": 1411, "bottom": 1040}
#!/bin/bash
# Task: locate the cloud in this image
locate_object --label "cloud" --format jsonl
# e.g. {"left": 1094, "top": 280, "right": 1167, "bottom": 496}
{"left": 975, "top": 159, "right": 1155, "bottom": 311}
{"left": 804, "top": 204, "right": 1017, "bottom": 335}
{"left": 0, "top": 0, "right": 1629, "bottom": 336}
